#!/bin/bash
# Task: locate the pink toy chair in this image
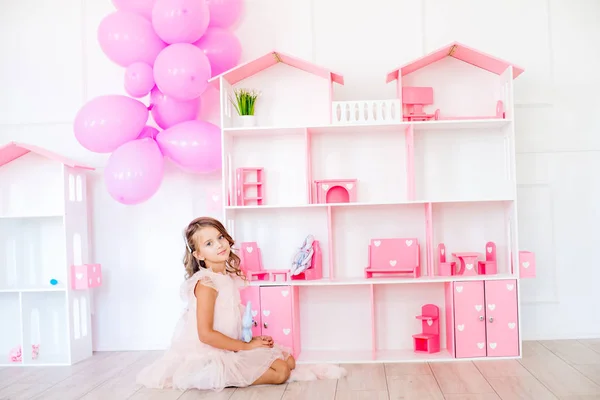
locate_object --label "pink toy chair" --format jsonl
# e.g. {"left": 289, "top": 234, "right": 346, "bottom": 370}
{"left": 239, "top": 242, "right": 289, "bottom": 281}
{"left": 290, "top": 240, "right": 323, "bottom": 281}
{"left": 477, "top": 241, "right": 497, "bottom": 275}
{"left": 437, "top": 243, "right": 456, "bottom": 276}
{"left": 412, "top": 304, "right": 440, "bottom": 353}
{"left": 364, "top": 238, "right": 420, "bottom": 278}
{"left": 402, "top": 87, "right": 438, "bottom": 122}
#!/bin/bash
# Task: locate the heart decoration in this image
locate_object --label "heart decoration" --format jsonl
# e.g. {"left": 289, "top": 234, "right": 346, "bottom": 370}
{"left": 508, "top": 322, "right": 516, "bottom": 329}
{"left": 283, "top": 328, "right": 291, "bottom": 335}
{"left": 457, "top": 324, "right": 465, "bottom": 331}
{"left": 346, "top": 183, "right": 354, "bottom": 190}
{"left": 374, "top": 240, "right": 381, "bottom": 247}
{"left": 466, "top": 263, "right": 474, "bottom": 270}
{"left": 487, "top": 246, "right": 492, "bottom": 253}
{"left": 490, "top": 343, "right": 497, "bottom": 349}
{"left": 263, "top": 310, "right": 270, "bottom": 316}
{"left": 251, "top": 310, "right": 258, "bottom": 317}
{"left": 76, "top": 273, "right": 83, "bottom": 280}
{"left": 97, "top": 277, "right": 101, "bottom": 283}
{"left": 456, "top": 285, "right": 463, "bottom": 293}
{"left": 405, "top": 240, "right": 413, "bottom": 247}
{"left": 322, "top": 184, "right": 329, "bottom": 190}
{"left": 477, "top": 342, "right": 485, "bottom": 349}
{"left": 88, "top": 279, "right": 93, "bottom": 285}
{"left": 281, "top": 290, "right": 289, "bottom": 297}
{"left": 212, "top": 194, "right": 220, "bottom": 202}
{"left": 488, "top": 304, "right": 496, "bottom": 311}
{"left": 246, "top": 247, "right": 253, "bottom": 253}
{"left": 427, "top": 319, "right": 433, "bottom": 326}
{"left": 389, "top": 260, "right": 397, "bottom": 267}
{"left": 507, "top": 284, "right": 514, "bottom": 291}
{"left": 441, "top": 249, "right": 445, "bottom": 255}
{"left": 92, "top": 266, "right": 96, "bottom": 273}
{"left": 474, "top": 305, "right": 482, "bottom": 312}
{"left": 522, "top": 262, "right": 530, "bottom": 268}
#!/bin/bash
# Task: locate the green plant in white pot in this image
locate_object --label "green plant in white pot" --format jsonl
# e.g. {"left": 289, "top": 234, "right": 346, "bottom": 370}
{"left": 230, "top": 88, "right": 260, "bottom": 127}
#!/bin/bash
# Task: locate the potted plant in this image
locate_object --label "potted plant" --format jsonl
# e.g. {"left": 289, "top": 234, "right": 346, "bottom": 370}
{"left": 230, "top": 88, "right": 260, "bottom": 127}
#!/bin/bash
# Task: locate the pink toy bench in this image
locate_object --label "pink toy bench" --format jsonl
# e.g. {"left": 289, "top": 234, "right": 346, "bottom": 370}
{"left": 364, "top": 238, "right": 420, "bottom": 278}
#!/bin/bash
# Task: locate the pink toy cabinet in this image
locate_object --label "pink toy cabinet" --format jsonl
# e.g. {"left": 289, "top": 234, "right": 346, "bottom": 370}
{"left": 314, "top": 179, "right": 357, "bottom": 204}
{"left": 477, "top": 242, "right": 497, "bottom": 275}
{"left": 236, "top": 167, "right": 264, "bottom": 206}
{"left": 364, "top": 238, "right": 420, "bottom": 278}
{"left": 519, "top": 251, "right": 536, "bottom": 278}
{"left": 239, "top": 285, "right": 301, "bottom": 358}
{"left": 437, "top": 243, "right": 456, "bottom": 276}
{"left": 290, "top": 240, "right": 323, "bottom": 281}
{"left": 239, "top": 242, "right": 289, "bottom": 281}
{"left": 71, "top": 264, "right": 102, "bottom": 290}
{"left": 446, "top": 279, "right": 519, "bottom": 358}
{"left": 412, "top": 304, "right": 440, "bottom": 353}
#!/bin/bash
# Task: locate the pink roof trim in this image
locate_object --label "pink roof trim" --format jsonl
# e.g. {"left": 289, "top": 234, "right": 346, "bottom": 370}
{"left": 386, "top": 42, "right": 525, "bottom": 83}
{"left": 209, "top": 51, "right": 345, "bottom": 85}
{"left": 0, "top": 142, "right": 95, "bottom": 170}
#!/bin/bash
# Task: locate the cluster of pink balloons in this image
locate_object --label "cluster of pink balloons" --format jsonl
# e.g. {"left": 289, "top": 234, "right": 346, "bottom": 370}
{"left": 73, "top": 0, "right": 243, "bottom": 205}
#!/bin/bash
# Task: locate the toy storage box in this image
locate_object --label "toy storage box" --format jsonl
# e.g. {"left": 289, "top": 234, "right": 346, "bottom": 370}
{"left": 0, "top": 142, "right": 100, "bottom": 366}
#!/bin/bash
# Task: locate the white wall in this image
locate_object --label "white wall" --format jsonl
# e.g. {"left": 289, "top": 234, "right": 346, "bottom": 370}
{"left": 0, "top": 0, "right": 598, "bottom": 350}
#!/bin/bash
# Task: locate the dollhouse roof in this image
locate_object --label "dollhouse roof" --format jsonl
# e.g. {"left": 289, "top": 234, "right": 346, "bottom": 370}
{"left": 209, "top": 51, "right": 345, "bottom": 85}
{"left": 385, "top": 41, "right": 525, "bottom": 83}
{"left": 0, "top": 142, "right": 95, "bottom": 170}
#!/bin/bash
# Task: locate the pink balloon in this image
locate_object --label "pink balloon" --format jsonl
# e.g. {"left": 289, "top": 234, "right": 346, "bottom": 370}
{"left": 152, "top": 0, "right": 210, "bottom": 44}
{"left": 156, "top": 120, "right": 221, "bottom": 173}
{"left": 124, "top": 62, "right": 155, "bottom": 98}
{"left": 193, "top": 27, "right": 241, "bottom": 76}
{"left": 98, "top": 11, "right": 166, "bottom": 67}
{"left": 206, "top": 0, "right": 243, "bottom": 29}
{"left": 74, "top": 95, "right": 149, "bottom": 153}
{"left": 111, "top": 0, "right": 155, "bottom": 19}
{"left": 104, "top": 138, "right": 165, "bottom": 205}
{"left": 137, "top": 125, "right": 159, "bottom": 140}
{"left": 149, "top": 87, "right": 200, "bottom": 129}
{"left": 153, "top": 43, "right": 211, "bottom": 101}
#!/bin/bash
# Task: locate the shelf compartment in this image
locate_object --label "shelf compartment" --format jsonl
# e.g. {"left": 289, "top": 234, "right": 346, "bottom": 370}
{"left": 309, "top": 127, "right": 407, "bottom": 204}
{"left": 331, "top": 203, "right": 427, "bottom": 279}
{"left": 0, "top": 216, "right": 66, "bottom": 291}
{"left": 413, "top": 126, "right": 513, "bottom": 202}
{"left": 0, "top": 293, "right": 21, "bottom": 365}
{"left": 227, "top": 207, "right": 330, "bottom": 279}
{"left": 225, "top": 130, "right": 308, "bottom": 207}
{"left": 297, "top": 285, "right": 372, "bottom": 361}
{"left": 432, "top": 201, "right": 511, "bottom": 276}
{"left": 20, "top": 291, "right": 69, "bottom": 365}
{"left": 373, "top": 283, "right": 448, "bottom": 358}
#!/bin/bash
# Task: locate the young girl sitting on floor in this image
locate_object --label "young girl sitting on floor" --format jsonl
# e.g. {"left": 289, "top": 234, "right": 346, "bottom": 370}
{"left": 136, "top": 217, "right": 345, "bottom": 392}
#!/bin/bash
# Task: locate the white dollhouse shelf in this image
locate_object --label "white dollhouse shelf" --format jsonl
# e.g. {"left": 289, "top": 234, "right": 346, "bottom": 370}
{"left": 213, "top": 42, "right": 532, "bottom": 364}
{"left": 0, "top": 142, "right": 100, "bottom": 367}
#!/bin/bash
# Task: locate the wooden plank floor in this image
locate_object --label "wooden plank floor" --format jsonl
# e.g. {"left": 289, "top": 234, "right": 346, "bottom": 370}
{"left": 1, "top": 340, "right": 600, "bottom": 399}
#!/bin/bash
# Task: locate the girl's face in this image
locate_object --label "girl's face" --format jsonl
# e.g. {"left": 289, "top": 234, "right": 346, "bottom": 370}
{"left": 193, "top": 226, "right": 231, "bottom": 265}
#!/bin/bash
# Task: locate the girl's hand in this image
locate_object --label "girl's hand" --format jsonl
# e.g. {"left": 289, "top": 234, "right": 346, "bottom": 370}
{"left": 247, "top": 336, "right": 273, "bottom": 349}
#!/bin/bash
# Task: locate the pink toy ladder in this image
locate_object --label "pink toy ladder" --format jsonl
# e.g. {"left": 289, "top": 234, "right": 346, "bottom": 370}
{"left": 478, "top": 241, "right": 497, "bottom": 275}
{"left": 413, "top": 304, "right": 440, "bottom": 353}
{"left": 236, "top": 168, "right": 264, "bottom": 206}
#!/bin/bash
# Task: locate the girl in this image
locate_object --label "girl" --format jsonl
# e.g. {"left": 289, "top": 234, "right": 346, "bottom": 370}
{"left": 136, "top": 217, "right": 296, "bottom": 392}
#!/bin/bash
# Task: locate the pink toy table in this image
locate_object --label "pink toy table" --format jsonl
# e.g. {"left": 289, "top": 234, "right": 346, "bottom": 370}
{"left": 452, "top": 252, "right": 481, "bottom": 276}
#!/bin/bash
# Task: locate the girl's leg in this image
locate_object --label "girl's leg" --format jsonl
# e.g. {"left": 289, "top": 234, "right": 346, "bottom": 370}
{"left": 286, "top": 355, "right": 296, "bottom": 370}
{"left": 251, "top": 359, "right": 291, "bottom": 385}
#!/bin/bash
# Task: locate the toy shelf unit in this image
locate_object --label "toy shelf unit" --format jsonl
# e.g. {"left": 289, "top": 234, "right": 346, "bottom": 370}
{"left": 214, "top": 43, "right": 534, "bottom": 364}
{"left": 0, "top": 142, "right": 101, "bottom": 366}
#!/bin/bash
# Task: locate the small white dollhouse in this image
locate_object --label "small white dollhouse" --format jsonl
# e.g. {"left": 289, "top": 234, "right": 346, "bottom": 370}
{"left": 212, "top": 43, "right": 536, "bottom": 364}
{"left": 0, "top": 142, "right": 101, "bottom": 366}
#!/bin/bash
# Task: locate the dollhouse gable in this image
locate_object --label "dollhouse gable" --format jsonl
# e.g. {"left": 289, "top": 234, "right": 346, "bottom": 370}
{"left": 212, "top": 51, "right": 345, "bottom": 128}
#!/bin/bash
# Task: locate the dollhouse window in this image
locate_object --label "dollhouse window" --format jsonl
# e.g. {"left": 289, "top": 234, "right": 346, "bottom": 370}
{"left": 76, "top": 175, "right": 83, "bottom": 202}
{"left": 73, "top": 233, "right": 82, "bottom": 266}
{"left": 68, "top": 174, "right": 75, "bottom": 202}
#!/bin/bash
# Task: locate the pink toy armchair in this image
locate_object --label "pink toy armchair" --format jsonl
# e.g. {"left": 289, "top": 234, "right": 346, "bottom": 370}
{"left": 437, "top": 243, "right": 456, "bottom": 276}
{"left": 239, "top": 242, "right": 289, "bottom": 281}
{"left": 477, "top": 241, "right": 497, "bottom": 275}
{"left": 364, "top": 238, "right": 420, "bottom": 278}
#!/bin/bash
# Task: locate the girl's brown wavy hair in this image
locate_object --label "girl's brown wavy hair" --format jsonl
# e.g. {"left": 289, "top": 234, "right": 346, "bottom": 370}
{"left": 182, "top": 217, "right": 244, "bottom": 280}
